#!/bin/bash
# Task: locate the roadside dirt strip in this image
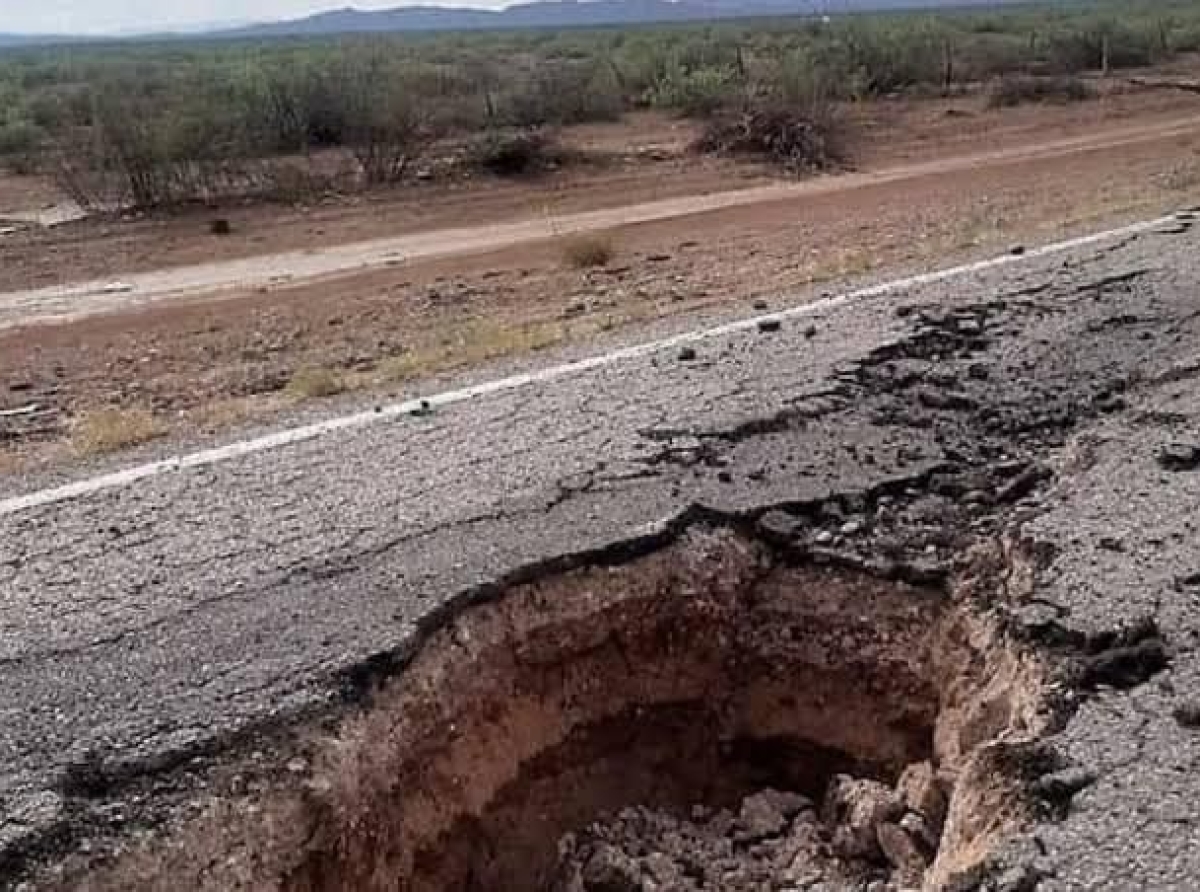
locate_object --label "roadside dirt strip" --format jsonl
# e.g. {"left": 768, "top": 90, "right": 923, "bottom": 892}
{"left": 3, "top": 212, "right": 1200, "bottom": 890}
{"left": 3, "top": 113, "right": 1199, "bottom": 331}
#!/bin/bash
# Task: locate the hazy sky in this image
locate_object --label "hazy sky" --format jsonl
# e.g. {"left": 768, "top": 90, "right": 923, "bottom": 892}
{"left": 0, "top": 1, "right": 502, "bottom": 34}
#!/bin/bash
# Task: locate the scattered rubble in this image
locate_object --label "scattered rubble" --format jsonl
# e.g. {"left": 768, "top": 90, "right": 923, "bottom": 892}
{"left": 552, "top": 773, "right": 935, "bottom": 892}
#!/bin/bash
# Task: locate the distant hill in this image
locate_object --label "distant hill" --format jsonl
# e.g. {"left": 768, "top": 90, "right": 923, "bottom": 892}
{"left": 0, "top": 34, "right": 48, "bottom": 47}
{"left": 1, "top": 0, "right": 1024, "bottom": 48}
{"left": 221, "top": 0, "right": 1014, "bottom": 38}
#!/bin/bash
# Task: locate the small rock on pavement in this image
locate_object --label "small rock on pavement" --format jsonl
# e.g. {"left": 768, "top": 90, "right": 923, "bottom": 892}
{"left": 814, "top": 530, "right": 835, "bottom": 546}
{"left": 1173, "top": 701, "right": 1200, "bottom": 729}
{"left": 1031, "top": 766, "right": 1096, "bottom": 806}
{"left": 840, "top": 519, "right": 864, "bottom": 536}
{"left": 1158, "top": 443, "right": 1200, "bottom": 472}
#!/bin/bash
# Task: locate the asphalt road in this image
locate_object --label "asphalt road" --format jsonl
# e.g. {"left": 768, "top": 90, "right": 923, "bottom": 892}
{"left": 3, "top": 212, "right": 1200, "bottom": 889}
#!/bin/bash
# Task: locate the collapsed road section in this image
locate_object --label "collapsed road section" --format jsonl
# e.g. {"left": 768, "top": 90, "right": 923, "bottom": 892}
{"left": 3, "top": 212, "right": 1200, "bottom": 890}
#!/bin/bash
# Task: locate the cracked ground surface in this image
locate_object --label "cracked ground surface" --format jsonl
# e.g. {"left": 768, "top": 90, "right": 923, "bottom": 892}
{"left": 3, "top": 213, "right": 1200, "bottom": 888}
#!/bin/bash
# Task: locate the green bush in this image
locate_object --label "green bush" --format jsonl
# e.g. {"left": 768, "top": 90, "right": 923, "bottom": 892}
{"left": 468, "top": 127, "right": 564, "bottom": 176}
{"left": 648, "top": 64, "right": 740, "bottom": 116}
{"left": 0, "top": 119, "right": 42, "bottom": 157}
{"left": 986, "top": 74, "right": 1095, "bottom": 108}
{"left": 2, "top": 0, "right": 1197, "bottom": 202}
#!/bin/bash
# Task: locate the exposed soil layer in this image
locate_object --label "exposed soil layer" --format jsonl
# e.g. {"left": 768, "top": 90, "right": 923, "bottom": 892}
{"left": 59, "top": 527, "right": 1048, "bottom": 892}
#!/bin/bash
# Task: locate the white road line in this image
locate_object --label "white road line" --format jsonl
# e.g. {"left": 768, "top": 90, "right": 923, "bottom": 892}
{"left": 0, "top": 212, "right": 1184, "bottom": 518}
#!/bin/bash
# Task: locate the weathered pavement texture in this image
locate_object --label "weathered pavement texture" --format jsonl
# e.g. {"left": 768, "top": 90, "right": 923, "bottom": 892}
{"left": 3, "top": 213, "right": 1200, "bottom": 889}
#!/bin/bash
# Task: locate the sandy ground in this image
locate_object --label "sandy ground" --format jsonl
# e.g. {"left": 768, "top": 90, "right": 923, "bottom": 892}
{"left": 1, "top": 80, "right": 1199, "bottom": 470}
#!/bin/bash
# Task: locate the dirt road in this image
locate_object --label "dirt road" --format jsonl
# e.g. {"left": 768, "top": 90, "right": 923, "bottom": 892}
{"left": 4, "top": 112, "right": 1200, "bottom": 330}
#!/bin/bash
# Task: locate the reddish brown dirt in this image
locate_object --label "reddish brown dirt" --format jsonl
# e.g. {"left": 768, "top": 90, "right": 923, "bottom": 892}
{"left": 1, "top": 82, "right": 1197, "bottom": 293}
{"left": 1, "top": 85, "right": 1199, "bottom": 468}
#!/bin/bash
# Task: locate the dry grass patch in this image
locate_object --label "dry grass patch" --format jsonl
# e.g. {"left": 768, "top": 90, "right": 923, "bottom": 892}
{"left": 72, "top": 408, "right": 167, "bottom": 456}
{"left": 286, "top": 367, "right": 349, "bottom": 399}
{"left": 381, "top": 317, "right": 570, "bottom": 383}
{"left": 0, "top": 448, "right": 23, "bottom": 475}
{"left": 562, "top": 234, "right": 615, "bottom": 269}
{"left": 1154, "top": 158, "right": 1200, "bottom": 193}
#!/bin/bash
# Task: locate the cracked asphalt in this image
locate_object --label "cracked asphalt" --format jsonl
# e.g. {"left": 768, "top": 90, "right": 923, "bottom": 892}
{"left": 3, "top": 213, "right": 1200, "bottom": 889}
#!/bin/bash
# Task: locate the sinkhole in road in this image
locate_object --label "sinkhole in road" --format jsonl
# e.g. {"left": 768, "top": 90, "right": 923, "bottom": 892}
{"left": 72, "top": 527, "right": 1048, "bottom": 891}
{"left": 269, "top": 527, "right": 1046, "bottom": 892}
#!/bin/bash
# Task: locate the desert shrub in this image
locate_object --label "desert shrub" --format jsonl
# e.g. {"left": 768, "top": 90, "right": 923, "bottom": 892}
{"left": 286, "top": 368, "right": 348, "bottom": 399}
{"left": 839, "top": 19, "right": 953, "bottom": 95}
{"left": 956, "top": 32, "right": 1033, "bottom": 83}
{"left": 501, "top": 60, "right": 624, "bottom": 127}
{"left": 1042, "top": 22, "right": 1156, "bottom": 74}
{"left": 71, "top": 408, "right": 166, "bottom": 456}
{"left": 258, "top": 60, "right": 354, "bottom": 151}
{"left": 8, "top": 0, "right": 1200, "bottom": 203}
{"left": 694, "top": 103, "right": 845, "bottom": 173}
{"left": 1174, "top": 23, "right": 1200, "bottom": 53}
{"left": 986, "top": 74, "right": 1094, "bottom": 108}
{"left": 562, "top": 234, "right": 615, "bottom": 268}
{"left": 336, "top": 56, "right": 437, "bottom": 184}
{"left": 766, "top": 46, "right": 854, "bottom": 109}
{"left": 648, "top": 64, "right": 740, "bottom": 117}
{"left": 0, "top": 118, "right": 42, "bottom": 158}
{"left": 469, "top": 127, "right": 563, "bottom": 176}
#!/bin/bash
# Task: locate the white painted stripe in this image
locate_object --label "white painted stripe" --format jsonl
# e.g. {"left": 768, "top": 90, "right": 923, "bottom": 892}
{"left": 0, "top": 213, "right": 1181, "bottom": 517}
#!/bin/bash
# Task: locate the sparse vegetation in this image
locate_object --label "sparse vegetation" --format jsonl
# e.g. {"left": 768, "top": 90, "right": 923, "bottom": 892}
{"left": 562, "top": 234, "right": 616, "bottom": 268}
{"left": 986, "top": 73, "right": 1094, "bottom": 108}
{"left": 286, "top": 367, "right": 349, "bottom": 399}
{"left": 469, "top": 127, "right": 564, "bottom": 176}
{"left": 71, "top": 408, "right": 167, "bottom": 455}
{"left": 695, "top": 102, "right": 845, "bottom": 171}
{"left": 1, "top": 0, "right": 1197, "bottom": 204}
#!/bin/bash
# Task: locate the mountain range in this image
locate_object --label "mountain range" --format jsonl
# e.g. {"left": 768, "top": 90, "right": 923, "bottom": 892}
{"left": 1, "top": 0, "right": 1019, "bottom": 46}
